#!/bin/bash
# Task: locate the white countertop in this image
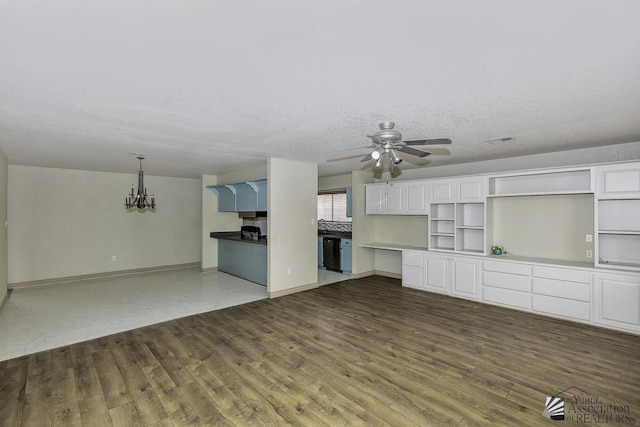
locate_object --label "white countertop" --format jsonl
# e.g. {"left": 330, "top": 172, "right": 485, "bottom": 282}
{"left": 359, "top": 242, "right": 595, "bottom": 270}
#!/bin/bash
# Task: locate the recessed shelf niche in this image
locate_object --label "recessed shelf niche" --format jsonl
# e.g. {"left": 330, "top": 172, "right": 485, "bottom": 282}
{"left": 489, "top": 169, "right": 592, "bottom": 196}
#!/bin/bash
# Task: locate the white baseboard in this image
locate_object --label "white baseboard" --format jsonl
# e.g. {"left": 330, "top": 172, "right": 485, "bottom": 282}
{"left": 268, "top": 282, "right": 319, "bottom": 299}
{"left": 8, "top": 263, "right": 201, "bottom": 290}
{"left": 350, "top": 270, "right": 401, "bottom": 280}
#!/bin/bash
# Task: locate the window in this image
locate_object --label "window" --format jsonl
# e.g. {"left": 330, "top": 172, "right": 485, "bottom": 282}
{"left": 318, "top": 191, "right": 351, "bottom": 222}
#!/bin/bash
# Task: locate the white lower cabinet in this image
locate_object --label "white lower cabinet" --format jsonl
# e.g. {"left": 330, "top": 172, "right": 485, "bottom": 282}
{"left": 424, "top": 253, "right": 449, "bottom": 294}
{"left": 450, "top": 257, "right": 481, "bottom": 300}
{"left": 401, "top": 251, "right": 424, "bottom": 289}
{"left": 402, "top": 251, "right": 480, "bottom": 300}
{"left": 531, "top": 266, "right": 592, "bottom": 321}
{"left": 401, "top": 251, "right": 640, "bottom": 335}
{"left": 594, "top": 273, "right": 640, "bottom": 333}
{"left": 482, "top": 260, "right": 531, "bottom": 310}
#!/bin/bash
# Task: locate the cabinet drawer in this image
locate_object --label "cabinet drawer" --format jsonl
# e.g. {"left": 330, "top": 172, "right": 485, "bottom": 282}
{"left": 532, "top": 266, "right": 591, "bottom": 284}
{"left": 402, "top": 251, "right": 424, "bottom": 267}
{"left": 532, "top": 278, "right": 591, "bottom": 302}
{"left": 483, "top": 286, "right": 531, "bottom": 309}
{"left": 483, "top": 261, "right": 530, "bottom": 276}
{"left": 483, "top": 271, "right": 530, "bottom": 292}
{"left": 532, "top": 294, "right": 591, "bottom": 321}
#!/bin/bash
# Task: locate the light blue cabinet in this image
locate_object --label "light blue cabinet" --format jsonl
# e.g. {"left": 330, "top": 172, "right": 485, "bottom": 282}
{"left": 207, "top": 178, "right": 267, "bottom": 212}
{"left": 209, "top": 185, "right": 236, "bottom": 211}
{"left": 341, "top": 239, "right": 352, "bottom": 274}
{"left": 254, "top": 179, "right": 268, "bottom": 211}
{"left": 218, "top": 240, "right": 267, "bottom": 286}
{"left": 318, "top": 236, "right": 324, "bottom": 268}
{"left": 235, "top": 182, "right": 257, "bottom": 212}
{"left": 346, "top": 187, "right": 353, "bottom": 218}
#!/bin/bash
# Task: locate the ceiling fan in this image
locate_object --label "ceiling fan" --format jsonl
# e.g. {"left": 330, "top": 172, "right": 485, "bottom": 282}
{"left": 329, "top": 121, "right": 452, "bottom": 169}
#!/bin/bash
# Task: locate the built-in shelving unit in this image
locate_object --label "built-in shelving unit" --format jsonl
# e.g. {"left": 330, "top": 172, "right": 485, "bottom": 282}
{"left": 429, "top": 202, "right": 485, "bottom": 254}
{"left": 455, "top": 202, "right": 485, "bottom": 254}
{"left": 429, "top": 203, "right": 455, "bottom": 251}
{"left": 597, "top": 199, "right": 640, "bottom": 270}
{"left": 595, "top": 163, "right": 640, "bottom": 271}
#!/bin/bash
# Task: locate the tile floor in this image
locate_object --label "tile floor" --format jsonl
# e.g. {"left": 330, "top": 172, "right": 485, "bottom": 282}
{"left": 0, "top": 266, "right": 350, "bottom": 362}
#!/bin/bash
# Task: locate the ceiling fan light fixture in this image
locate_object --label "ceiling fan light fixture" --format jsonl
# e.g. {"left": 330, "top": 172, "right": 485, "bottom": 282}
{"left": 371, "top": 150, "right": 381, "bottom": 160}
{"left": 389, "top": 149, "right": 403, "bottom": 165}
{"left": 375, "top": 155, "right": 384, "bottom": 168}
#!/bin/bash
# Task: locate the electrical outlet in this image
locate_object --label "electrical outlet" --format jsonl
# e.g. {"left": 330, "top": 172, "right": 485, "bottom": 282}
{"left": 585, "top": 250, "right": 593, "bottom": 259}
{"left": 112, "top": 256, "right": 117, "bottom": 261}
{"left": 287, "top": 268, "right": 292, "bottom": 275}
{"left": 586, "top": 234, "right": 593, "bottom": 243}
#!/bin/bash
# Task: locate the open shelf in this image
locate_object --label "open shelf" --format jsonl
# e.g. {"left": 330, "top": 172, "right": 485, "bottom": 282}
{"left": 456, "top": 203, "right": 484, "bottom": 227}
{"left": 430, "top": 219, "right": 455, "bottom": 234}
{"left": 430, "top": 235, "right": 455, "bottom": 251}
{"left": 430, "top": 203, "right": 454, "bottom": 219}
{"left": 597, "top": 197, "right": 640, "bottom": 270}
{"left": 489, "top": 169, "right": 592, "bottom": 196}
{"left": 456, "top": 228, "right": 485, "bottom": 253}
{"left": 429, "top": 201, "right": 485, "bottom": 254}
{"left": 598, "top": 234, "right": 640, "bottom": 269}
{"left": 598, "top": 199, "right": 640, "bottom": 232}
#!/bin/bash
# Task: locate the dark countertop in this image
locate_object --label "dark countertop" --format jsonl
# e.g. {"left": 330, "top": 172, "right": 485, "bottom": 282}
{"left": 210, "top": 231, "right": 267, "bottom": 245}
{"left": 318, "top": 231, "right": 352, "bottom": 239}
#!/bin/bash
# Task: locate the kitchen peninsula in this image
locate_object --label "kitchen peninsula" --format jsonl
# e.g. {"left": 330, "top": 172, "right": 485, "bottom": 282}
{"left": 210, "top": 232, "right": 267, "bottom": 286}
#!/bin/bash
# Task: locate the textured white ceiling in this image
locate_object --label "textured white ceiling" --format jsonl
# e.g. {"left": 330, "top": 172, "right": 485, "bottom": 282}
{"left": 1, "top": 0, "right": 639, "bottom": 178}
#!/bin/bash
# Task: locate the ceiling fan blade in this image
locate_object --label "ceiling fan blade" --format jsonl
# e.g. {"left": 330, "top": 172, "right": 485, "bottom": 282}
{"left": 326, "top": 154, "right": 364, "bottom": 162}
{"left": 360, "top": 152, "right": 374, "bottom": 162}
{"left": 402, "top": 138, "right": 452, "bottom": 146}
{"left": 398, "top": 146, "right": 431, "bottom": 158}
{"left": 327, "top": 145, "right": 374, "bottom": 153}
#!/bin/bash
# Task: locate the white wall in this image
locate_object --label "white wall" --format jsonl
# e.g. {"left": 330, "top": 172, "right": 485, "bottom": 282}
{"left": 491, "top": 194, "right": 594, "bottom": 262}
{"left": 8, "top": 165, "right": 201, "bottom": 284}
{"left": 373, "top": 215, "right": 429, "bottom": 275}
{"left": 351, "top": 170, "right": 376, "bottom": 276}
{"left": 268, "top": 158, "right": 318, "bottom": 297}
{"left": 318, "top": 173, "right": 351, "bottom": 191}
{"left": 0, "top": 151, "right": 7, "bottom": 298}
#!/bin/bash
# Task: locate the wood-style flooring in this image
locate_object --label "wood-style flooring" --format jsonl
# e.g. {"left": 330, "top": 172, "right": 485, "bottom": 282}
{"left": 1, "top": 275, "right": 639, "bottom": 426}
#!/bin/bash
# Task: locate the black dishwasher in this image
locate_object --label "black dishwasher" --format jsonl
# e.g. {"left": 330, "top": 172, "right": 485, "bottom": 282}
{"left": 322, "top": 237, "right": 341, "bottom": 272}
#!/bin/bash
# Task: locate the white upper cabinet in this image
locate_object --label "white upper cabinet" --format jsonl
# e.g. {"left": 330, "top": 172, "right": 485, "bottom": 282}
{"left": 385, "top": 182, "right": 406, "bottom": 214}
{"left": 405, "top": 181, "right": 429, "bottom": 214}
{"left": 365, "top": 183, "right": 386, "bottom": 214}
{"left": 365, "top": 181, "right": 429, "bottom": 215}
{"left": 430, "top": 179, "right": 457, "bottom": 203}
{"left": 596, "top": 163, "right": 640, "bottom": 199}
{"left": 457, "top": 177, "right": 486, "bottom": 202}
{"left": 429, "top": 177, "right": 486, "bottom": 202}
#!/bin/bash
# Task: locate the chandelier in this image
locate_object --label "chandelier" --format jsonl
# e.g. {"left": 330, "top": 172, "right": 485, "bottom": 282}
{"left": 125, "top": 155, "right": 156, "bottom": 210}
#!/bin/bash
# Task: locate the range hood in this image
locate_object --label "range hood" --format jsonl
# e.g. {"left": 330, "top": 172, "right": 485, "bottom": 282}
{"left": 237, "top": 211, "right": 268, "bottom": 218}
